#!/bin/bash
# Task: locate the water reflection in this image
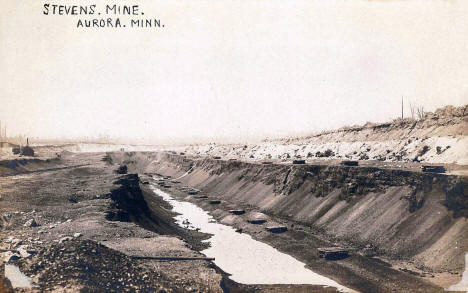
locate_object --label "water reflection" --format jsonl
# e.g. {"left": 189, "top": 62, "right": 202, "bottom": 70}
{"left": 151, "top": 185, "right": 352, "bottom": 292}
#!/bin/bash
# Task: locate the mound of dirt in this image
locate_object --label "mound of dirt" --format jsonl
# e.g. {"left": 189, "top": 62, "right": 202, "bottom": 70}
{"left": 175, "top": 104, "right": 468, "bottom": 165}
{"left": 16, "top": 239, "right": 174, "bottom": 292}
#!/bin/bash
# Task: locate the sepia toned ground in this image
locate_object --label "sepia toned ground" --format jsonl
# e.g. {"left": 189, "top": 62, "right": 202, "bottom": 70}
{"left": 0, "top": 151, "right": 223, "bottom": 292}
{"left": 0, "top": 105, "right": 466, "bottom": 292}
{"left": 0, "top": 150, "right": 342, "bottom": 292}
{"left": 174, "top": 105, "right": 468, "bottom": 168}
{"left": 117, "top": 151, "right": 466, "bottom": 293}
{"left": 0, "top": 147, "right": 466, "bottom": 292}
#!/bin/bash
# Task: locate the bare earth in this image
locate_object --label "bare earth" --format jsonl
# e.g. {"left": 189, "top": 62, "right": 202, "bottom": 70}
{"left": 0, "top": 150, "right": 341, "bottom": 292}
{"left": 0, "top": 105, "right": 466, "bottom": 292}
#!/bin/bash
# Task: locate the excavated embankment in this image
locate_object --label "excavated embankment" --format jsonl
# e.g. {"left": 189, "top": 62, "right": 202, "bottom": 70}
{"left": 178, "top": 104, "right": 468, "bottom": 165}
{"left": 103, "top": 168, "right": 342, "bottom": 293}
{"left": 134, "top": 152, "right": 467, "bottom": 274}
{"left": 106, "top": 172, "right": 211, "bottom": 251}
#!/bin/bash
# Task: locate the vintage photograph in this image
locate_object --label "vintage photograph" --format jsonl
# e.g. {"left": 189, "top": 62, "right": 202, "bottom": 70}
{"left": 1, "top": 1, "right": 467, "bottom": 292}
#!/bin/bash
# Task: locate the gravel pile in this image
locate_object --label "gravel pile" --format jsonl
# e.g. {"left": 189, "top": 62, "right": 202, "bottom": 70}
{"left": 17, "top": 239, "right": 175, "bottom": 292}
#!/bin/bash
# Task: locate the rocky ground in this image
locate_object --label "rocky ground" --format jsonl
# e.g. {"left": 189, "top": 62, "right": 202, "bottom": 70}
{"left": 0, "top": 149, "right": 346, "bottom": 292}
{"left": 144, "top": 175, "right": 456, "bottom": 293}
{"left": 171, "top": 104, "right": 468, "bottom": 168}
{"left": 1, "top": 105, "right": 466, "bottom": 292}
{"left": 0, "top": 151, "right": 225, "bottom": 292}
{"left": 118, "top": 150, "right": 466, "bottom": 293}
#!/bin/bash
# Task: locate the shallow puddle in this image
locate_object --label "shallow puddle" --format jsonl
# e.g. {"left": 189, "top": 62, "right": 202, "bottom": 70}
{"left": 151, "top": 185, "right": 353, "bottom": 292}
{"left": 448, "top": 253, "right": 468, "bottom": 292}
{"left": 4, "top": 264, "right": 33, "bottom": 288}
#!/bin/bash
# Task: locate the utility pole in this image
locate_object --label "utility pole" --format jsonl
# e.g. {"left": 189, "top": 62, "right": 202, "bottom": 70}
{"left": 401, "top": 96, "right": 404, "bottom": 119}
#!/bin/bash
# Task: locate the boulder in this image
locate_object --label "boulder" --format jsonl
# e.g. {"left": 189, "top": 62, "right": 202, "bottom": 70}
{"left": 17, "top": 246, "right": 35, "bottom": 258}
{"left": 24, "top": 219, "right": 39, "bottom": 227}
{"left": 341, "top": 160, "right": 359, "bottom": 166}
{"left": 3, "top": 251, "right": 20, "bottom": 263}
{"left": 317, "top": 247, "right": 349, "bottom": 260}
{"left": 247, "top": 212, "right": 268, "bottom": 224}
{"left": 266, "top": 226, "right": 288, "bottom": 233}
{"left": 116, "top": 165, "right": 128, "bottom": 174}
{"left": 229, "top": 210, "right": 245, "bottom": 215}
{"left": 59, "top": 236, "right": 73, "bottom": 244}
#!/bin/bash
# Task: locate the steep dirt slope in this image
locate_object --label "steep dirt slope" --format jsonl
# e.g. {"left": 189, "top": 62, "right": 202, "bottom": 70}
{"left": 133, "top": 152, "right": 467, "bottom": 274}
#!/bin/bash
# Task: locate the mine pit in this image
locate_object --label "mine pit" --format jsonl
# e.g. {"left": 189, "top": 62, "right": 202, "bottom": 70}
{"left": 149, "top": 184, "right": 353, "bottom": 291}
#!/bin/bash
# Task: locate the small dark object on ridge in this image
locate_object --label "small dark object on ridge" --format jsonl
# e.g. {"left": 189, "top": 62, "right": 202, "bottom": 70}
{"left": 117, "top": 165, "right": 128, "bottom": 174}
{"left": 341, "top": 160, "right": 359, "bottom": 166}
{"left": 12, "top": 147, "right": 20, "bottom": 155}
{"left": 229, "top": 210, "right": 245, "bottom": 215}
{"left": 292, "top": 159, "right": 306, "bottom": 165}
{"left": 248, "top": 219, "right": 266, "bottom": 224}
{"left": 421, "top": 165, "right": 446, "bottom": 173}
{"left": 20, "top": 146, "right": 35, "bottom": 157}
{"left": 102, "top": 154, "right": 113, "bottom": 164}
{"left": 318, "top": 247, "right": 349, "bottom": 260}
{"left": 68, "top": 196, "right": 78, "bottom": 203}
{"left": 266, "top": 226, "right": 288, "bottom": 233}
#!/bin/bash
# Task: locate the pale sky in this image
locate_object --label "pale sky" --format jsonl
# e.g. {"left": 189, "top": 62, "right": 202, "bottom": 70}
{"left": 1, "top": 0, "right": 468, "bottom": 143}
